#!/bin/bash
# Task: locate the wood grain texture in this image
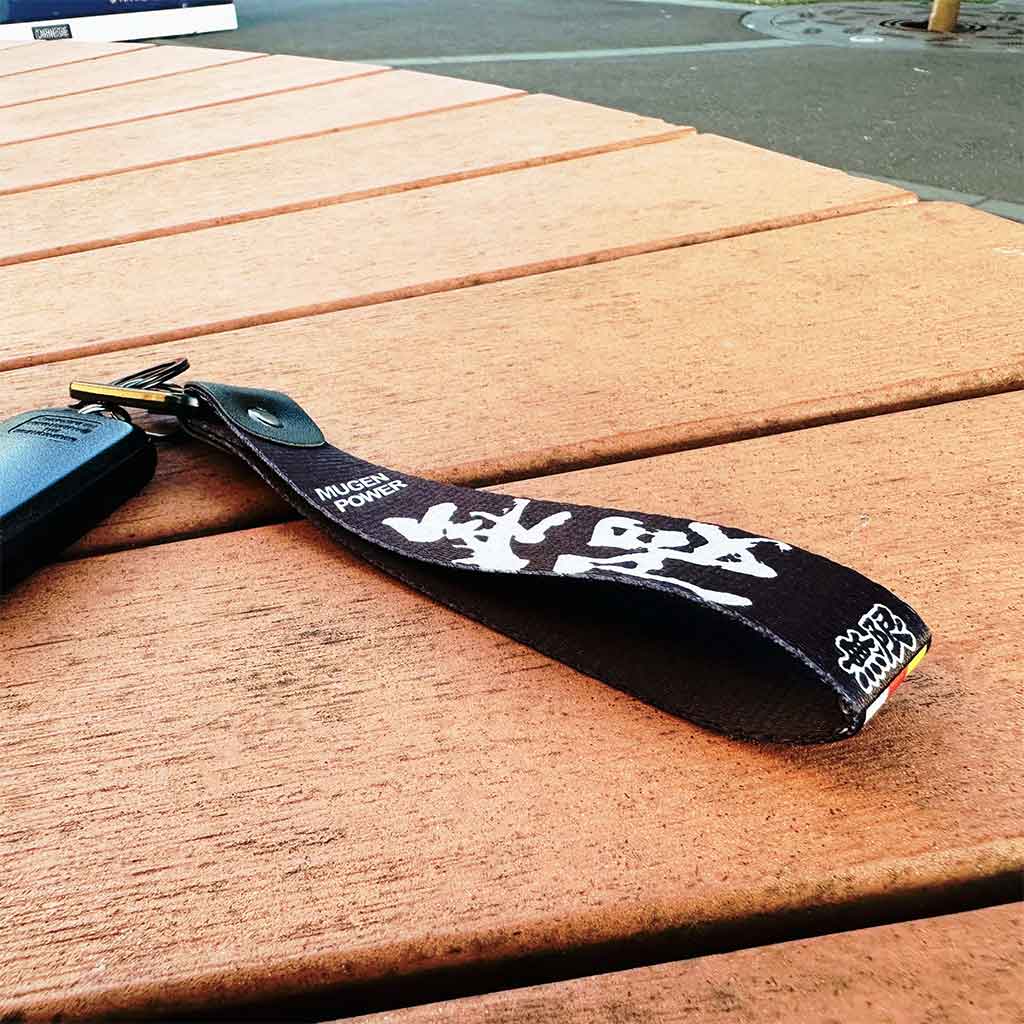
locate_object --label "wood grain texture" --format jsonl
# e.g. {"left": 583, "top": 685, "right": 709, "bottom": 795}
{"left": 0, "top": 133, "right": 914, "bottom": 369}
{"left": 1, "top": 393, "right": 1021, "bottom": 1022}
{"left": 0, "top": 70, "right": 520, "bottom": 196}
{"left": 0, "top": 44, "right": 260, "bottom": 109}
{"left": 0, "top": 53, "right": 385, "bottom": 146}
{"left": 0, "top": 94, "right": 684, "bottom": 265}
{"left": 0, "top": 42, "right": 151, "bottom": 76}
{"left": 351, "top": 905, "right": 1024, "bottom": 1024}
{"left": 3, "top": 201, "right": 1020, "bottom": 557}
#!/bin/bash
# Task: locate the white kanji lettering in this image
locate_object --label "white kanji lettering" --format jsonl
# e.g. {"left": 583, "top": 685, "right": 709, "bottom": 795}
{"left": 382, "top": 498, "right": 571, "bottom": 571}
{"left": 552, "top": 515, "right": 790, "bottom": 607}
{"left": 835, "top": 603, "right": 917, "bottom": 692}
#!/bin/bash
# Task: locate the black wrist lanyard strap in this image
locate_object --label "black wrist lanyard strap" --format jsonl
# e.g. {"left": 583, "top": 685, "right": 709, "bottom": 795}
{"left": 181, "top": 381, "right": 931, "bottom": 744}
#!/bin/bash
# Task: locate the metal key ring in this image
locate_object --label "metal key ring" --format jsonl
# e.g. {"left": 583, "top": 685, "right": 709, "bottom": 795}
{"left": 76, "top": 402, "right": 133, "bottom": 423}
{"left": 140, "top": 419, "right": 185, "bottom": 441}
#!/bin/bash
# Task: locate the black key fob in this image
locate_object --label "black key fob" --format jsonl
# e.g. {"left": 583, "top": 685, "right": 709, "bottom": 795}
{"left": 0, "top": 408, "right": 156, "bottom": 591}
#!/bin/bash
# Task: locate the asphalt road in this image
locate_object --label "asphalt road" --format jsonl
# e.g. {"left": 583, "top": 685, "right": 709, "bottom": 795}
{"left": 168, "top": 0, "right": 1024, "bottom": 202}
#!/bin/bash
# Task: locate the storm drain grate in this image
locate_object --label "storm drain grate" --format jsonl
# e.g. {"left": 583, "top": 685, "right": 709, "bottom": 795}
{"left": 743, "top": 2, "right": 1024, "bottom": 51}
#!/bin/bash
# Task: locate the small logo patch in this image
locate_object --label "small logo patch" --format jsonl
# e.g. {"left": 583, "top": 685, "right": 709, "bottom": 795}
{"left": 33, "top": 24, "right": 73, "bottom": 39}
{"left": 835, "top": 603, "right": 917, "bottom": 693}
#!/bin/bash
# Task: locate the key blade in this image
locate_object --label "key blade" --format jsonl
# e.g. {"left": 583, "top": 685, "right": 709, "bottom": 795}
{"left": 69, "top": 381, "right": 201, "bottom": 414}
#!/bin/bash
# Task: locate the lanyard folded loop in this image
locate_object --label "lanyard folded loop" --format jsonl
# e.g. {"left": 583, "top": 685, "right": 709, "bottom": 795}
{"left": 182, "top": 381, "right": 930, "bottom": 744}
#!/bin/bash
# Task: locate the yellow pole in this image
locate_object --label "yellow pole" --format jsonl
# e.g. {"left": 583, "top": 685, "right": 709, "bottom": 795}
{"left": 928, "top": 0, "right": 961, "bottom": 31}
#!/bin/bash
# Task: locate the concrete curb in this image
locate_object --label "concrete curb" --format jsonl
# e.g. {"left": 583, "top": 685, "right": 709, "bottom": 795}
{"left": 858, "top": 173, "right": 1024, "bottom": 223}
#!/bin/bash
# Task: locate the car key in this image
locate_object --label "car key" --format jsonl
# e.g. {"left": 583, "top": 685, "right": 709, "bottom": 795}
{"left": 0, "top": 360, "right": 189, "bottom": 592}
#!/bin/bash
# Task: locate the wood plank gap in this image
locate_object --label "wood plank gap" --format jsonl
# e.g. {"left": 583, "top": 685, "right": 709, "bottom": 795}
{"left": 0, "top": 193, "right": 915, "bottom": 374}
{"left": 0, "top": 43, "right": 153, "bottom": 78}
{"left": 341, "top": 904, "right": 1024, "bottom": 1024}
{"left": 0, "top": 51, "right": 264, "bottom": 110}
{"left": 18, "top": 841, "right": 1020, "bottom": 1023}
{"left": 0, "top": 83, "right": 519, "bottom": 199}
{"left": 6, "top": 201, "right": 1008, "bottom": 555}
{"left": 0, "top": 63, "right": 391, "bottom": 149}
{"left": 0, "top": 126, "right": 691, "bottom": 266}
{"left": 442, "top": 362, "right": 1024, "bottom": 487}
{"left": 50, "top": 371, "right": 1024, "bottom": 564}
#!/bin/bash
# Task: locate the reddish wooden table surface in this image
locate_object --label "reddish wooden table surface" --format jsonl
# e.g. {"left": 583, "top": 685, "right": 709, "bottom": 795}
{"left": 1, "top": 41, "right": 1021, "bottom": 1023}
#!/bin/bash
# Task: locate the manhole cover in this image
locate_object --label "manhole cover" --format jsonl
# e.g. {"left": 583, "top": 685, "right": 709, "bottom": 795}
{"left": 744, "top": 2, "right": 1024, "bottom": 50}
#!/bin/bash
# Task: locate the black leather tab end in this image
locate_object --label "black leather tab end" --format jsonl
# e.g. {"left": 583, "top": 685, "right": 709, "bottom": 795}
{"left": 186, "top": 382, "right": 325, "bottom": 448}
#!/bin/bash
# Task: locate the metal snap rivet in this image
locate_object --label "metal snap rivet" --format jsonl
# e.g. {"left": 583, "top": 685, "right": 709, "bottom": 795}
{"left": 248, "top": 406, "right": 282, "bottom": 428}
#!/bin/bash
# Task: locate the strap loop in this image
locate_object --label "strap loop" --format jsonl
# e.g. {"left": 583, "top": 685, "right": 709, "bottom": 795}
{"left": 183, "top": 382, "right": 930, "bottom": 743}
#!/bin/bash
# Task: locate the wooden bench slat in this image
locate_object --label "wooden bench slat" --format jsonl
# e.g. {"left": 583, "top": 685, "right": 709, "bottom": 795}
{"left": 0, "top": 134, "right": 913, "bottom": 370}
{"left": 0, "top": 71, "right": 521, "bottom": 196}
{"left": 0, "top": 42, "right": 151, "bottom": 75}
{"left": 2, "top": 393, "right": 1020, "bottom": 1021}
{"left": 0, "top": 53, "right": 385, "bottom": 146}
{"left": 0, "top": 44, "right": 262, "bottom": 108}
{"left": 0, "top": 94, "right": 685, "bottom": 265}
{"left": 348, "top": 905, "right": 1024, "bottom": 1023}
{"left": 3, "top": 202, "right": 1020, "bottom": 557}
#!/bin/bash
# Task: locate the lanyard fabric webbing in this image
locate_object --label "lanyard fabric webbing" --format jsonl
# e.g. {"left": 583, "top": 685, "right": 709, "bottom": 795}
{"left": 182, "top": 381, "right": 930, "bottom": 744}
